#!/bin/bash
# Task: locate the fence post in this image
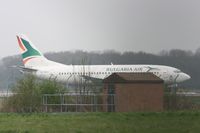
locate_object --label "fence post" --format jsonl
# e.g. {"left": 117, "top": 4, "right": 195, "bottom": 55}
{"left": 45, "top": 95, "right": 47, "bottom": 112}
{"left": 60, "top": 94, "right": 63, "bottom": 112}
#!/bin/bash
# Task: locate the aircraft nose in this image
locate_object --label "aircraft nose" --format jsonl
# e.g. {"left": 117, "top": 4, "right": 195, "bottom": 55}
{"left": 185, "top": 73, "right": 191, "bottom": 80}
{"left": 178, "top": 73, "right": 191, "bottom": 82}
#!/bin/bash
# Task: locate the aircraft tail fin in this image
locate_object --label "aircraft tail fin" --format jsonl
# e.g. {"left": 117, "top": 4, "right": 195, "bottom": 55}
{"left": 16, "top": 34, "right": 51, "bottom": 68}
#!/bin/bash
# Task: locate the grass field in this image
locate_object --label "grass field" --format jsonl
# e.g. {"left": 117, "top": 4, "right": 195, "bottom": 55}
{"left": 0, "top": 112, "right": 200, "bottom": 133}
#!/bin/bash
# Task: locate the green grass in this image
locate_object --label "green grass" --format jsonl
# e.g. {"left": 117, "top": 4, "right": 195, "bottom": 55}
{"left": 0, "top": 112, "right": 199, "bottom": 133}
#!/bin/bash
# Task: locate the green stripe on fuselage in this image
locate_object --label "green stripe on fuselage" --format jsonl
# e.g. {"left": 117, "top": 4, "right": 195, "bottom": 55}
{"left": 21, "top": 38, "right": 41, "bottom": 59}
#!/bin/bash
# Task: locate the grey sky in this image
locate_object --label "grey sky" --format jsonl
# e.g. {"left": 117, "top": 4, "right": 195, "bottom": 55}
{"left": 1, "top": 0, "right": 200, "bottom": 58}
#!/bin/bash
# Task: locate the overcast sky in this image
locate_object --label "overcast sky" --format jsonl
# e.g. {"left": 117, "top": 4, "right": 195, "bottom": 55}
{"left": 1, "top": 0, "right": 200, "bottom": 58}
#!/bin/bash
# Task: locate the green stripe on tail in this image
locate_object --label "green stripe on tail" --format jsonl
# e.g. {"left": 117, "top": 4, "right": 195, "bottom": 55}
{"left": 21, "top": 38, "right": 41, "bottom": 59}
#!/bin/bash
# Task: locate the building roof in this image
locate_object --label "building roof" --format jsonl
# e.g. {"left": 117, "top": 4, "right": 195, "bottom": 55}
{"left": 103, "top": 72, "right": 164, "bottom": 84}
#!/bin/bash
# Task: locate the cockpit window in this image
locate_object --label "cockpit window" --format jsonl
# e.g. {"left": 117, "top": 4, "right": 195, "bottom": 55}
{"left": 174, "top": 70, "right": 181, "bottom": 73}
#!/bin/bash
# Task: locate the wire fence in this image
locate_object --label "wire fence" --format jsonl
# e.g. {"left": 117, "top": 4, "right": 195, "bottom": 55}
{"left": 42, "top": 93, "right": 115, "bottom": 112}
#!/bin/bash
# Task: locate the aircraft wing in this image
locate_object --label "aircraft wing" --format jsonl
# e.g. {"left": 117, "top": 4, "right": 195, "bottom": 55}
{"left": 81, "top": 75, "right": 102, "bottom": 83}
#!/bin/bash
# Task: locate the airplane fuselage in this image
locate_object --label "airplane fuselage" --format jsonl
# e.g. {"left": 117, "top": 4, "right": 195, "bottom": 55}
{"left": 16, "top": 34, "right": 191, "bottom": 85}
{"left": 32, "top": 64, "right": 190, "bottom": 85}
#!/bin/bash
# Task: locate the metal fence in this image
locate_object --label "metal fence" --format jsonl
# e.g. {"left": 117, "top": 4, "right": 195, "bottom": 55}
{"left": 42, "top": 93, "right": 115, "bottom": 112}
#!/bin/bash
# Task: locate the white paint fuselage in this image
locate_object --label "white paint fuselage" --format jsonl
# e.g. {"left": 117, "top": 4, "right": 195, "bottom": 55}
{"left": 32, "top": 64, "right": 191, "bottom": 85}
{"left": 16, "top": 35, "right": 191, "bottom": 85}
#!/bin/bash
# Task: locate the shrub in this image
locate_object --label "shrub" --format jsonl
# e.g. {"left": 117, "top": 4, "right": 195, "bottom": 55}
{"left": 2, "top": 74, "right": 65, "bottom": 112}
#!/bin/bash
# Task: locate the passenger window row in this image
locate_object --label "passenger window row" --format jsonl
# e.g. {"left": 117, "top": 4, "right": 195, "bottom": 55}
{"left": 58, "top": 72, "right": 111, "bottom": 75}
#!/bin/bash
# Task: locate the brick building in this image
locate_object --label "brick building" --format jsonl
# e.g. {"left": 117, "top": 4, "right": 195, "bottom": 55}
{"left": 103, "top": 73, "right": 164, "bottom": 112}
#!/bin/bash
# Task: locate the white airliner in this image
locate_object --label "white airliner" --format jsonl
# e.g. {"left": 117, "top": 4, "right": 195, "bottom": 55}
{"left": 16, "top": 35, "right": 191, "bottom": 85}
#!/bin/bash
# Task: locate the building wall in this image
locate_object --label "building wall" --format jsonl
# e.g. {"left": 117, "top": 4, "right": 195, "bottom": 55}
{"left": 103, "top": 83, "right": 164, "bottom": 112}
{"left": 114, "top": 83, "right": 163, "bottom": 112}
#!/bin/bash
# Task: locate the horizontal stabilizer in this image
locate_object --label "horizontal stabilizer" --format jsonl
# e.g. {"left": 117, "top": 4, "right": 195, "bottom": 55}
{"left": 9, "top": 65, "right": 37, "bottom": 73}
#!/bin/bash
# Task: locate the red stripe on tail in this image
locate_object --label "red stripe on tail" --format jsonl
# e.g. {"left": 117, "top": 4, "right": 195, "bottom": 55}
{"left": 23, "top": 57, "right": 36, "bottom": 64}
{"left": 17, "top": 36, "right": 26, "bottom": 51}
